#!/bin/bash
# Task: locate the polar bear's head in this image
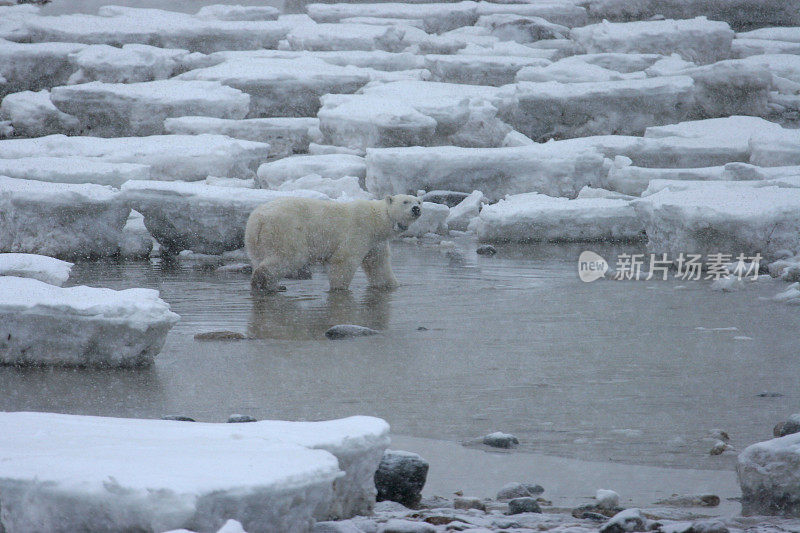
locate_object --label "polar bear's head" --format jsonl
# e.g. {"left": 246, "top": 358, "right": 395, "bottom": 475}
{"left": 385, "top": 194, "right": 422, "bottom": 232}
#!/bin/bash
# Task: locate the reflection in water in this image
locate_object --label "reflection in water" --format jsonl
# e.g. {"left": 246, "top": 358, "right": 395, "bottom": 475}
{"left": 249, "top": 289, "right": 392, "bottom": 340}
{"left": 0, "top": 366, "right": 166, "bottom": 418}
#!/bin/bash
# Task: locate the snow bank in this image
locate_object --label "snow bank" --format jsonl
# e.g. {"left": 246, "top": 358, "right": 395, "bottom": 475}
{"left": 67, "top": 43, "right": 193, "bottom": 84}
{"left": 424, "top": 54, "right": 550, "bottom": 86}
{"left": 476, "top": 192, "right": 642, "bottom": 242}
{"left": 0, "top": 176, "right": 129, "bottom": 259}
{"left": 0, "top": 40, "right": 85, "bottom": 98}
{"left": 501, "top": 76, "right": 694, "bottom": 140}
{"left": 0, "top": 156, "right": 148, "bottom": 187}
{"left": 121, "top": 180, "right": 327, "bottom": 254}
{"left": 256, "top": 154, "right": 366, "bottom": 188}
{"left": 49, "top": 80, "right": 249, "bottom": 137}
{"left": 164, "top": 116, "right": 317, "bottom": 158}
{"left": 606, "top": 157, "right": 726, "bottom": 196}
{"left": 738, "top": 433, "right": 800, "bottom": 516}
{"left": 570, "top": 17, "right": 733, "bottom": 65}
{"left": 0, "top": 89, "right": 81, "bottom": 137}
{"left": 0, "top": 134, "right": 270, "bottom": 181}
{"left": 179, "top": 57, "right": 369, "bottom": 118}
{"left": 23, "top": 9, "right": 290, "bottom": 54}
{"left": 0, "top": 253, "right": 73, "bottom": 286}
{"left": 633, "top": 182, "right": 800, "bottom": 262}
{"left": 366, "top": 144, "right": 606, "bottom": 201}
{"left": 306, "top": 2, "right": 479, "bottom": 34}
{"left": 0, "top": 278, "right": 179, "bottom": 367}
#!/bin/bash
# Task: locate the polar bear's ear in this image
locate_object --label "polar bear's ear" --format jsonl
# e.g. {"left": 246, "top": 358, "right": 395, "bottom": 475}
{"left": 384, "top": 196, "right": 392, "bottom": 204}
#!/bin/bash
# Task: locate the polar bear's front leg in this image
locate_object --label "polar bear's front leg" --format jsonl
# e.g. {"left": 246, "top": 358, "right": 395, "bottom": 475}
{"left": 327, "top": 256, "right": 359, "bottom": 291}
{"left": 362, "top": 243, "right": 398, "bottom": 290}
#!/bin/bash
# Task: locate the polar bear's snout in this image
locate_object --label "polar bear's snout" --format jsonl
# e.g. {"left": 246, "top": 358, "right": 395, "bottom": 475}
{"left": 411, "top": 205, "right": 421, "bottom": 217}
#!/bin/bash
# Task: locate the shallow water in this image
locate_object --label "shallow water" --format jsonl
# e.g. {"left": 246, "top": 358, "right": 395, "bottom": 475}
{"left": 2, "top": 238, "right": 797, "bottom": 471}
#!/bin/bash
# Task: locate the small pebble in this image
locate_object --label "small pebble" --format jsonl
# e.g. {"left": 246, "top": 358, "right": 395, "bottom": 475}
{"left": 194, "top": 330, "right": 250, "bottom": 341}
{"left": 162, "top": 415, "right": 195, "bottom": 422}
{"left": 507, "top": 497, "right": 541, "bottom": 515}
{"left": 227, "top": 414, "right": 257, "bottom": 423}
{"left": 476, "top": 244, "right": 497, "bottom": 256}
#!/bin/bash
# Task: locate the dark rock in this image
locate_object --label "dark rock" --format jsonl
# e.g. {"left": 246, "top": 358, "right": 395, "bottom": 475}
{"left": 572, "top": 504, "right": 622, "bottom": 519}
{"left": 482, "top": 432, "right": 519, "bottom": 448}
{"left": 476, "top": 244, "right": 497, "bottom": 256}
{"left": 453, "top": 496, "right": 486, "bottom": 511}
{"left": 325, "top": 324, "right": 379, "bottom": 339}
{"left": 655, "top": 494, "right": 720, "bottom": 507}
{"left": 507, "top": 497, "right": 542, "bottom": 515}
{"left": 227, "top": 414, "right": 257, "bottom": 423}
{"left": 421, "top": 190, "right": 470, "bottom": 208}
{"left": 599, "top": 508, "right": 646, "bottom": 533}
{"left": 375, "top": 450, "right": 429, "bottom": 508}
{"left": 194, "top": 330, "right": 250, "bottom": 341}
{"left": 416, "top": 326, "right": 428, "bottom": 331}
{"left": 774, "top": 417, "right": 800, "bottom": 437}
{"left": 162, "top": 415, "right": 195, "bottom": 422}
{"left": 525, "top": 483, "right": 545, "bottom": 495}
{"left": 685, "top": 520, "right": 729, "bottom": 533}
{"left": 496, "top": 481, "right": 543, "bottom": 500}
{"left": 758, "top": 392, "right": 784, "bottom": 397}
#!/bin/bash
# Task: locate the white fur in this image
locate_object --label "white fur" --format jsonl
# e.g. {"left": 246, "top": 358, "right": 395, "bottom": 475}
{"left": 245, "top": 195, "right": 421, "bottom": 292}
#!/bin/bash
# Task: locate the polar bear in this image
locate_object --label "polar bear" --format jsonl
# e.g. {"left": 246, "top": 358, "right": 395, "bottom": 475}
{"left": 245, "top": 195, "right": 422, "bottom": 292}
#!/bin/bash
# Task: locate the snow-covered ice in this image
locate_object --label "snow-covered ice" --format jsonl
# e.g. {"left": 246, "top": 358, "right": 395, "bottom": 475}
{"left": 121, "top": 180, "right": 327, "bottom": 254}
{"left": 750, "top": 128, "right": 800, "bottom": 167}
{"left": 733, "top": 38, "right": 800, "bottom": 58}
{"left": 66, "top": 44, "right": 194, "bottom": 84}
{"left": 285, "top": 23, "right": 426, "bottom": 53}
{"left": 476, "top": 192, "right": 642, "bottom": 242}
{"left": 164, "top": 116, "right": 317, "bottom": 158}
{"left": 0, "top": 277, "right": 179, "bottom": 366}
{"left": 195, "top": 4, "right": 279, "bottom": 21}
{"left": 0, "top": 89, "right": 81, "bottom": 137}
{"left": 22, "top": 8, "right": 290, "bottom": 54}
{"left": 49, "top": 80, "right": 250, "bottom": 137}
{"left": 275, "top": 174, "right": 370, "bottom": 200}
{"left": 0, "top": 156, "right": 148, "bottom": 187}
{"left": 446, "top": 190, "right": 484, "bottom": 231}
{"left": 0, "top": 134, "right": 270, "bottom": 181}
{"left": 500, "top": 76, "right": 694, "bottom": 140}
{"left": 633, "top": 182, "right": 800, "bottom": 262}
{"left": 474, "top": 2, "right": 588, "bottom": 28}
{"left": 606, "top": 157, "right": 726, "bottom": 196}
{"left": 256, "top": 154, "right": 366, "bottom": 189}
{"left": 570, "top": 17, "right": 734, "bottom": 65}
{"left": 0, "top": 39, "right": 86, "bottom": 98}
{"left": 677, "top": 60, "right": 772, "bottom": 119}
{"left": 0, "top": 253, "right": 73, "bottom": 286}
{"left": 179, "top": 57, "right": 370, "bottom": 118}
{"left": 424, "top": 54, "right": 550, "bottom": 86}
{"left": 306, "top": 2, "right": 479, "bottom": 34}
{"left": 738, "top": 432, "right": 800, "bottom": 516}
{"left": 366, "top": 144, "right": 606, "bottom": 201}
{"left": 0, "top": 411, "right": 389, "bottom": 530}
{"left": 475, "top": 13, "right": 569, "bottom": 43}
{"left": 0, "top": 176, "right": 129, "bottom": 259}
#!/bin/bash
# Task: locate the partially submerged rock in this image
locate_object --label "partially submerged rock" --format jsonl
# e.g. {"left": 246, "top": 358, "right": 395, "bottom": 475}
{"left": 374, "top": 450, "right": 429, "bottom": 508}
{"left": 325, "top": 324, "right": 379, "bottom": 339}
{"left": 482, "top": 431, "right": 519, "bottom": 448}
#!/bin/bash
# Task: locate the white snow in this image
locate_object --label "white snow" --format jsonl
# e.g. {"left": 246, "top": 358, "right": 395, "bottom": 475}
{"left": 366, "top": 144, "right": 606, "bottom": 201}
{"left": 643, "top": 116, "right": 785, "bottom": 141}
{"left": 595, "top": 489, "right": 620, "bottom": 509}
{"left": 306, "top": 2, "right": 479, "bottom": 34}
{"left": 500, "top": 76, "right": 694, "bottom": 140}
{"left": 0, "top": 4, "right": 37, "bottom": 42}
{"left": 0, "top": 277, "right": 179, "bottom": 366}
{"left": 23, "top": 9, "right": 290, "bottom": 54}
{"left": 0, "top": 134, "right": 271, "bottom": 181}
{"left": 474, "top": 2, "right": 588, "bottom": 28}
{"left": 750, "top": 128, "right": 800, "bottom": 167}
{"left": 285, "top": 23, "right": 427, "bottom": 53}
{"left": 738, "top": 27, "right": 800, "bottom": 43}
{"left": 196, "top": 4, "right": 279, "bottom": 21}
{"left": 275, "top": 174, "right": 370, "bottom": 200}
{"left": 0, "top": 411, "right": 389, "bottom": 529}
{"left": 0, "top": 253, "right": 73, "bottom": 286}
{"left": 738, "top": 432, "right": 800, "bottom": 516}
{"left": 0, "top": 89, "right": 81, "bottom": 137}
{"left": 49, "top": 80, "right": 250, "bottom": 137}
{"left": 446, "top": 190, "right": 484, "bottom": 231}
{"left": 632, "top": 182, "right": 800, "bottom": 262}
{"left": 178, "top": 57, "right": 370, "bottom": 118}
{"left": 570, "top": 17, "right": 734, "bottom": 65}
{"left": 0, "top": 39, "right": 86, "bottom": 98}
{"left": 476, "top": 192, "right": 642, "bottom": 242}
{"left": 0, "top": 176, "right": 130, "bottom": 259}
{"left": 676, "top": 60, "right": 772, "bottom": 119}
{"left": 67, "top": 44, "right": 193, "bottom": 84}
{"left": 733, "top": 38, "right": 800, "bottom": 58}
{"left": 120, "top": 180, "right": 327, "bottom": 254}
{"left": 256, "top": 154, "right": 366, "bottom": 189}
{"left": 0, "top": 156, "right": 148, "bottom": 187}
{"left": 606, "top": 157, "right": 726, "bottom": 196}
{"left": 475, "top": 14, "right": 569, "bottom": 43}
{"left": 164, "top": 116, "right": 317, "bottom": 158}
